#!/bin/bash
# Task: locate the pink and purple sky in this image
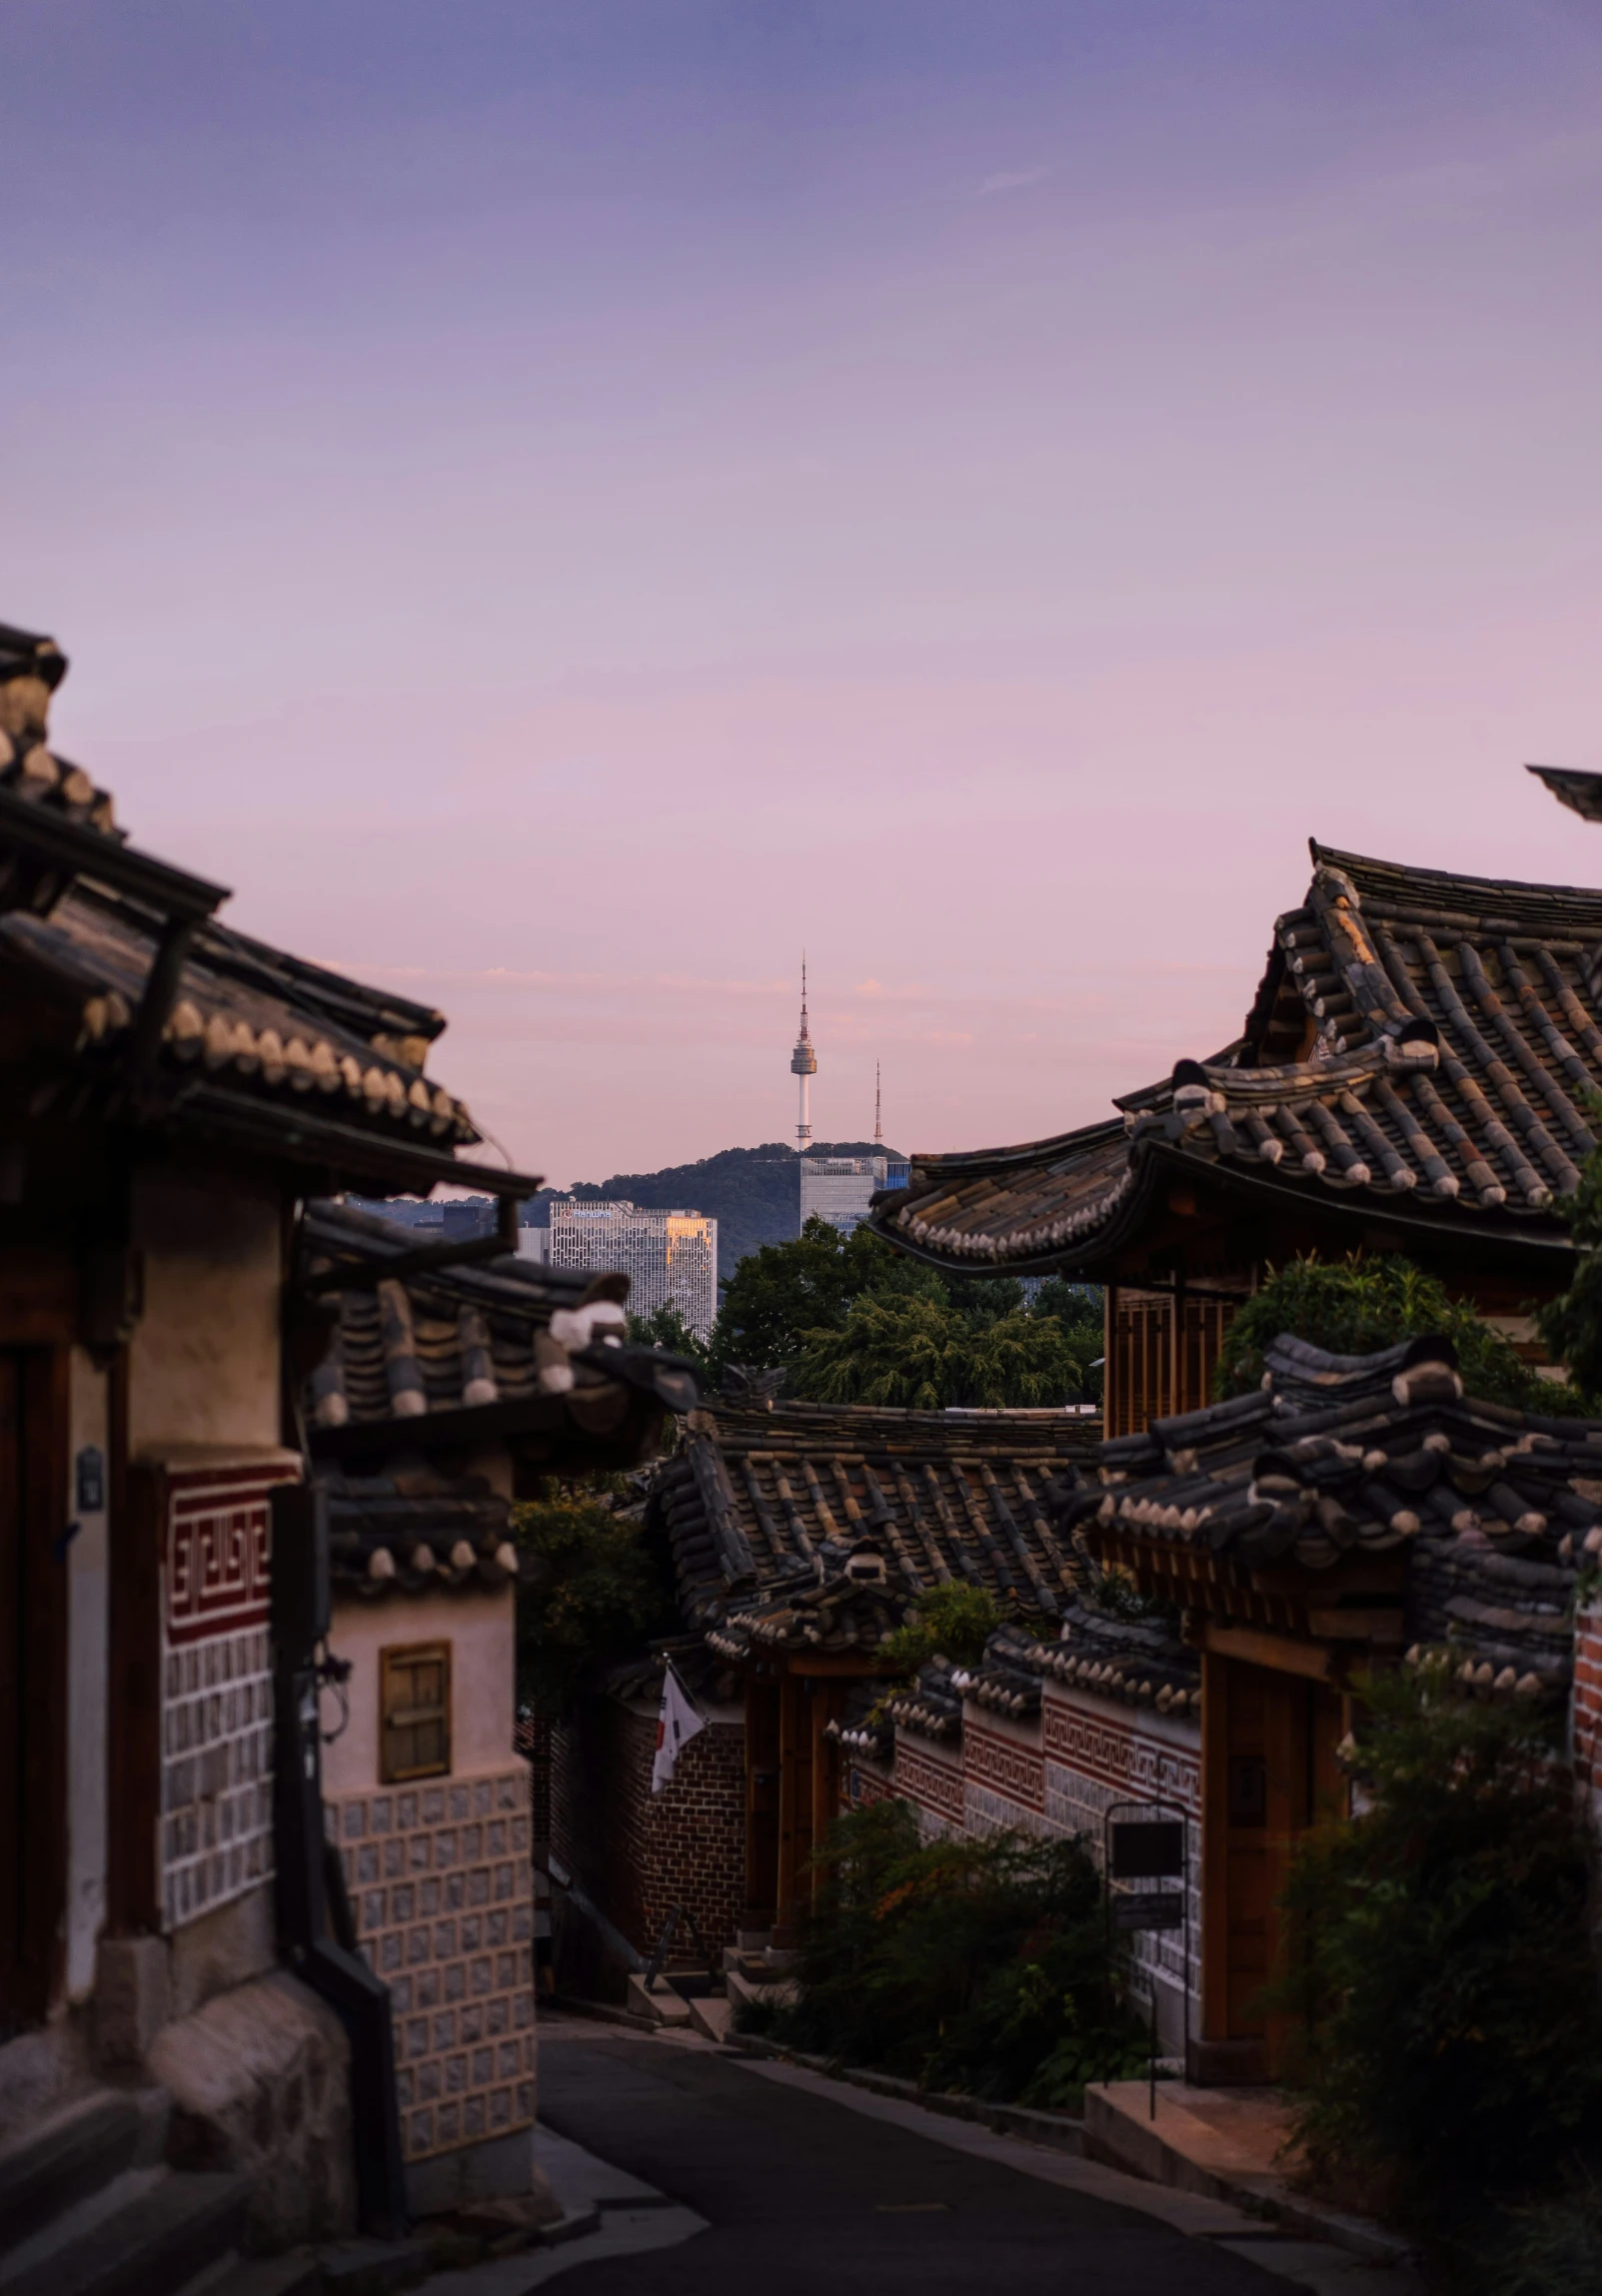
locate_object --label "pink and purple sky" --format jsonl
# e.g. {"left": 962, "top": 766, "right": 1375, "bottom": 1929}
{"left": 8, "top": 2, "right": 1602, "bottom": 1185}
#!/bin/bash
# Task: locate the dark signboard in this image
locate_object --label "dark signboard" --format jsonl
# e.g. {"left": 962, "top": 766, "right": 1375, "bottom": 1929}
{"left": 1107, "top": 1818, "right": 1184, "bottom": 1880}
{"left": 1111, "top": 1890, "right": 1184, "bottom": 1932}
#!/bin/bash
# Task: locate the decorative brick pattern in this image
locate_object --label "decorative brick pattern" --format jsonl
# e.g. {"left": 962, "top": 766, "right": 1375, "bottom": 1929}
{"left": 326, "top": 1768, "right": 535, "bottom": 2163}
{"left": 161, "top": 1623, "right": 275, "bottom": 1928}
{"left": 1041, "top": 1685, "right": 1201, "bottom": 2032}
{"left": 964, "top": 1721, "right": 1045, "bottom": 1814}
{"left": 164, "top": 1465, "right": 286, "bottom": 1645}
{"left": 892, "top": 1737, "right": 964, "bottom": 1832}
{"left": 158, "top": 1462, "right": 297, "bottom": 1931}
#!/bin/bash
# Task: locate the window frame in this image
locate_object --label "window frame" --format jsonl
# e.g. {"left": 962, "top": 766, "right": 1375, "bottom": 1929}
{"left": 379, "top": 1639, "right": 453, "bottom": 1783}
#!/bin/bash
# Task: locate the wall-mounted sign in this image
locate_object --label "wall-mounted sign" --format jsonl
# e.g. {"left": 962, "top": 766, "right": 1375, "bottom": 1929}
{"left": 75, "top": 1445, "right": 105, "bottom": 1515}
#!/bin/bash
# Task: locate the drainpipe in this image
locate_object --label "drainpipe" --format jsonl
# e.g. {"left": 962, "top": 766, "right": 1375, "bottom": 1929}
{"left": 271, "top": 1481, "right": 409, "bottom": 2237}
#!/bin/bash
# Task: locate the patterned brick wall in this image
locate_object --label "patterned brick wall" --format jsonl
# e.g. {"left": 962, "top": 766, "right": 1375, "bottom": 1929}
{"left": 892, "top": 1736, "right": 964, "bottom": 1834}
{"left": 326, "top": 1767, "right": 535, "bottom": 2164}
{"left": 159, "top": 1460, "right": 298, "bottom": 1930}
{"left": 964, "top": 1718, "right": 1047, "bottom": 1834}
{"left": 1042, "top": 1683, "right": 1201, "bottom": 2038}
{"left": 551, "top": 1696, "right": 746, "bottom": 1959}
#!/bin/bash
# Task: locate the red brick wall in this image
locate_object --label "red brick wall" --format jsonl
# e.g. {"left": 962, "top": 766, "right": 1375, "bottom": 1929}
{"left": 1573, "top": 1604, "right": 1602, "bottom": 1834}
{"left": 515, "top": 1710, "right": 552, "bottom": 1850}
{"left": 551, "top": 1695, "right": 747, "bottom": 1968}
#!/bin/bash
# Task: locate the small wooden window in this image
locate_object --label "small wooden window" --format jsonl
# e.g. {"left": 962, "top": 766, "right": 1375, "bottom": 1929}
{"left": 380, "top": 1642, "right": 452, "bottom": 1782}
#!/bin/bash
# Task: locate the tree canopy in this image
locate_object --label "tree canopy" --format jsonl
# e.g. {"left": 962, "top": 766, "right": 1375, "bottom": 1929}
{"left": 707, "top": 1217, "right": 1102, "bottom": 1409}
{"left": 1216, "top": 1251, "right": 1573, "bottom": 1412}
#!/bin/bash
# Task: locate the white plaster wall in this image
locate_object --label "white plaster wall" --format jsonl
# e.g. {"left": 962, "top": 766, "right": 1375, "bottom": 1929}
{"left": 323, "top": 1587, "right": 517, "bottom": 1796}
{"left": 66, "top": 1345, "right": 109, "bottom": 2001}
{"left": 130, "top": 1162, "right": 282, "bottom": 1455}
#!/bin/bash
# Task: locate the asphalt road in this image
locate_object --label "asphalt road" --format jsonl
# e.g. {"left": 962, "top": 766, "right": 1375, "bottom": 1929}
{"left": 537, "top": 2025, "right": 1286, "bottom": 2296}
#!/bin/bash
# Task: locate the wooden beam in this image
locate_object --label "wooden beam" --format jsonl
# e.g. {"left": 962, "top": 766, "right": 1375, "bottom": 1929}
{"left": 1198, "top": 1621, "right": 1334, "bottom": 1684}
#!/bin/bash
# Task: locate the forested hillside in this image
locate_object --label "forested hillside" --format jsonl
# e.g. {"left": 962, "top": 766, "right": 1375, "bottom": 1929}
{"left": 525, "top": 1141, "right": 902, "bottom": 1283}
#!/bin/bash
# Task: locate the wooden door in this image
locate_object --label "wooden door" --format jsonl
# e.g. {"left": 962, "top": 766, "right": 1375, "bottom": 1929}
{"left": 1202, "top": 1655, "right": 1345, "bottom": 2078}
{"left": 0, "top": 1348, "right": 68, "bottom": 2036}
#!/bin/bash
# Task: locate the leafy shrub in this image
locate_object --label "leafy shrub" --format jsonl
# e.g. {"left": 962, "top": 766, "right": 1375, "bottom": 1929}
{"left": 1541, "top": 1125, "right": 1602, "bottom": 1401}
{"left": 1215, "top": 1251, "right": 1577, "bottom": 1410}
{"left": 874, "top": 1585, "right": 1001, "bottom": 1681}
{"left": 755, "top": 1799, "right": 1148, "bottom": 2108}
{"left": 1466, "top": 2172, "right": 1602, "bottom": 2296}
{"left": 512, "top": 1491, "right": 678, "bottom": 1714}
{"left": 1277, "top": 1663, "right": 1602, "bottom": 2233}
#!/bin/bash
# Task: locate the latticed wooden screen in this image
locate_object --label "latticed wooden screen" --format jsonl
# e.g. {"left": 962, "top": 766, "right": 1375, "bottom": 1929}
{"left": 1105, "top": 1291, "right": 1239, "bottom": 1439}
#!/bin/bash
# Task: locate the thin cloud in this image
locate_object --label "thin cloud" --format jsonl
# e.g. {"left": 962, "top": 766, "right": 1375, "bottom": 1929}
{"left": 978, "top": 166, "right": 1048, "bottom": 197}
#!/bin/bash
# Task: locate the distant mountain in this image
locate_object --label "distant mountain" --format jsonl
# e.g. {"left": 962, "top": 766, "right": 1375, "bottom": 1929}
{"left": 523, "top": 1141, "right": 905, "bottom": 1283}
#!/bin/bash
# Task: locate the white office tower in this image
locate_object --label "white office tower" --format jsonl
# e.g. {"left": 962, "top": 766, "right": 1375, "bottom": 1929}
{"left": 791, "top": 960, "right": 816, "bottom": 1150}
{"left": 520, "top": 1201, "right": 718, "bottom": 1339}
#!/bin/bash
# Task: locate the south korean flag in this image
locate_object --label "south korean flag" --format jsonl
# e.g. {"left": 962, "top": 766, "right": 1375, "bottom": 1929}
{"left": 651, "top": 1662, "right": 707, "bottom": 1795}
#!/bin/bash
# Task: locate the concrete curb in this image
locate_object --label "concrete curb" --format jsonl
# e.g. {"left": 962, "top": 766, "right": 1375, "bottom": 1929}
{"left": 720, "top": 2031, "right": 1086, "bottom": 2155}
{"left": 1083, "top": 2087, "right": 1415, "bottom": 2270}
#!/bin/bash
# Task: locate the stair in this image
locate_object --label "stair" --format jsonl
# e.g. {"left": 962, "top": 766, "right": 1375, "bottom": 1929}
{"left": 0, "top": 2087, "right": 258, "bottom": 2296}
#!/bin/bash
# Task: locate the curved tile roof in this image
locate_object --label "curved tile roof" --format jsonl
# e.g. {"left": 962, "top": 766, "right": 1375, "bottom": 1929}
{"left": 876, "top": 842, "right": 1602, "bottom": 1270}
{"left": 652, "top": 1396, "right": 1104, "bottom": 1653}
{"left": 1060, "top": 1331, "right": 1594, "bottom": 1702}
{"left": 301, "top": 1200, "right": 700, "bottom": 1472}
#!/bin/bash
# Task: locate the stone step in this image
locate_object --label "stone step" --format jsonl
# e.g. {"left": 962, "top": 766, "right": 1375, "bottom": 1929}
{"left": 688, "top": 1995, "right": 734, "bottom": 2045}
{"left": 1, "top": 2170, "right": 252, "bottom": 2296}
{"left": 724, "top": 1968, "right": 798, "bottom": 2017}
{"left": 0, "top": 2091, "right": 154, "bottom": 2255}
{"left": 624, "top": 1974, "right": 692, "bottom": 2028}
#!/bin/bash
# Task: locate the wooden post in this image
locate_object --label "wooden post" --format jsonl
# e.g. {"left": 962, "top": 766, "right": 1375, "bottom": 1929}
{"left": 743, "top": 1676, "right": 781, "bottom": 1926}
{"left": 1104, "top": 1285, "right": 1118, "bottom": 1436}
{"left": 108, "top": 1448, "right": 164, "bottom": 1936}
{"left": 1199, "top": 1648, "right": 1230, "bottom": 2054}
{"left": 0, "top": 1345, "right": 70, "bottom": 2024}
{"left": 775, "top": 1676, "right": 801, "bottom": 1944}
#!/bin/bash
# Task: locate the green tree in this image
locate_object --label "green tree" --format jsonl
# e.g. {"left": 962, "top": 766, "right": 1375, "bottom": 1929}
{"left": 792, "top": 1293, "right": 1091, "bottom": 1410}
{"left": 626, "top": 1302, "right": 712, "bottom": 1379}
{"left": 512, "top": 1492, "right": 678, "bottom": 1714}
{"left": 1276, "top": 1663, "right": 1602, "bottom": 2236}
{"left": 1540, "top": 1129, "right": 1602, "bottom": 1400}
{"left": 709, "top": 1216, "right": 935, "bottom": 1376}
{"left": 1215, "top": 1251, "right": 1565, "bottom": 1410}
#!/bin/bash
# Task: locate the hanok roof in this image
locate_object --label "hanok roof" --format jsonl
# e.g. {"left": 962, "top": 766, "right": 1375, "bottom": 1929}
{"left": 651, "top": 1396, "right": 1103, "bottom": 1661}
{"left": 0, "top": 619, "right": 540, "bottom": 1200}
{"left": 1060, "top": 1332, "right": 1591, "bottom": 1702}
{"left": 301, "top": 1200, "right": 701, "bottom": 1478}
{"left": 325, "top": 1465, "right": 531, "bottom": 1600}
{"left": 874, "top": 842, "right": 1602, "bottom": 1274}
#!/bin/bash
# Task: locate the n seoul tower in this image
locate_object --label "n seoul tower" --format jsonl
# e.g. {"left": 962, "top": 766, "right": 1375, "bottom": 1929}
{"left": 791, "top": 959, "right": 816, "bottom": 1151}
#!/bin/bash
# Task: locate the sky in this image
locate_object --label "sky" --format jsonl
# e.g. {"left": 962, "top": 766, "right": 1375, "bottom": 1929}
{"left": 6, "top": 1, "right": 1602, "bottom": 1187}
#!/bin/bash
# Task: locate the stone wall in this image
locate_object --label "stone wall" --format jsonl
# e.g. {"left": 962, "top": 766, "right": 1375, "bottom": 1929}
{"left": 325, "top": 1768, "right": 535, "bottom": 2168}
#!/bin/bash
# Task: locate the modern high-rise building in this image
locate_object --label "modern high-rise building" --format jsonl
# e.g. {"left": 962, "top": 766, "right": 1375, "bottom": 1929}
{"left": 800, "top": 1153, "right": 907, "bottom": 1237}
{"left": 519, "top": 1199, "right": 719, "bottom": 1338}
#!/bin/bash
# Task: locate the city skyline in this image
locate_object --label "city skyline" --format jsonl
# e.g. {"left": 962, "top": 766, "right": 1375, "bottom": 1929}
{"left": 9, "top": 2, "right": 1602, "bottom": 1183}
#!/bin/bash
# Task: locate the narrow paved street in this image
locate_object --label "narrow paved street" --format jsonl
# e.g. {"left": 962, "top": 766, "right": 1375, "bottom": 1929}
{"left": 537, "top": 2022, "right": 1288, "bottom": 2296}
